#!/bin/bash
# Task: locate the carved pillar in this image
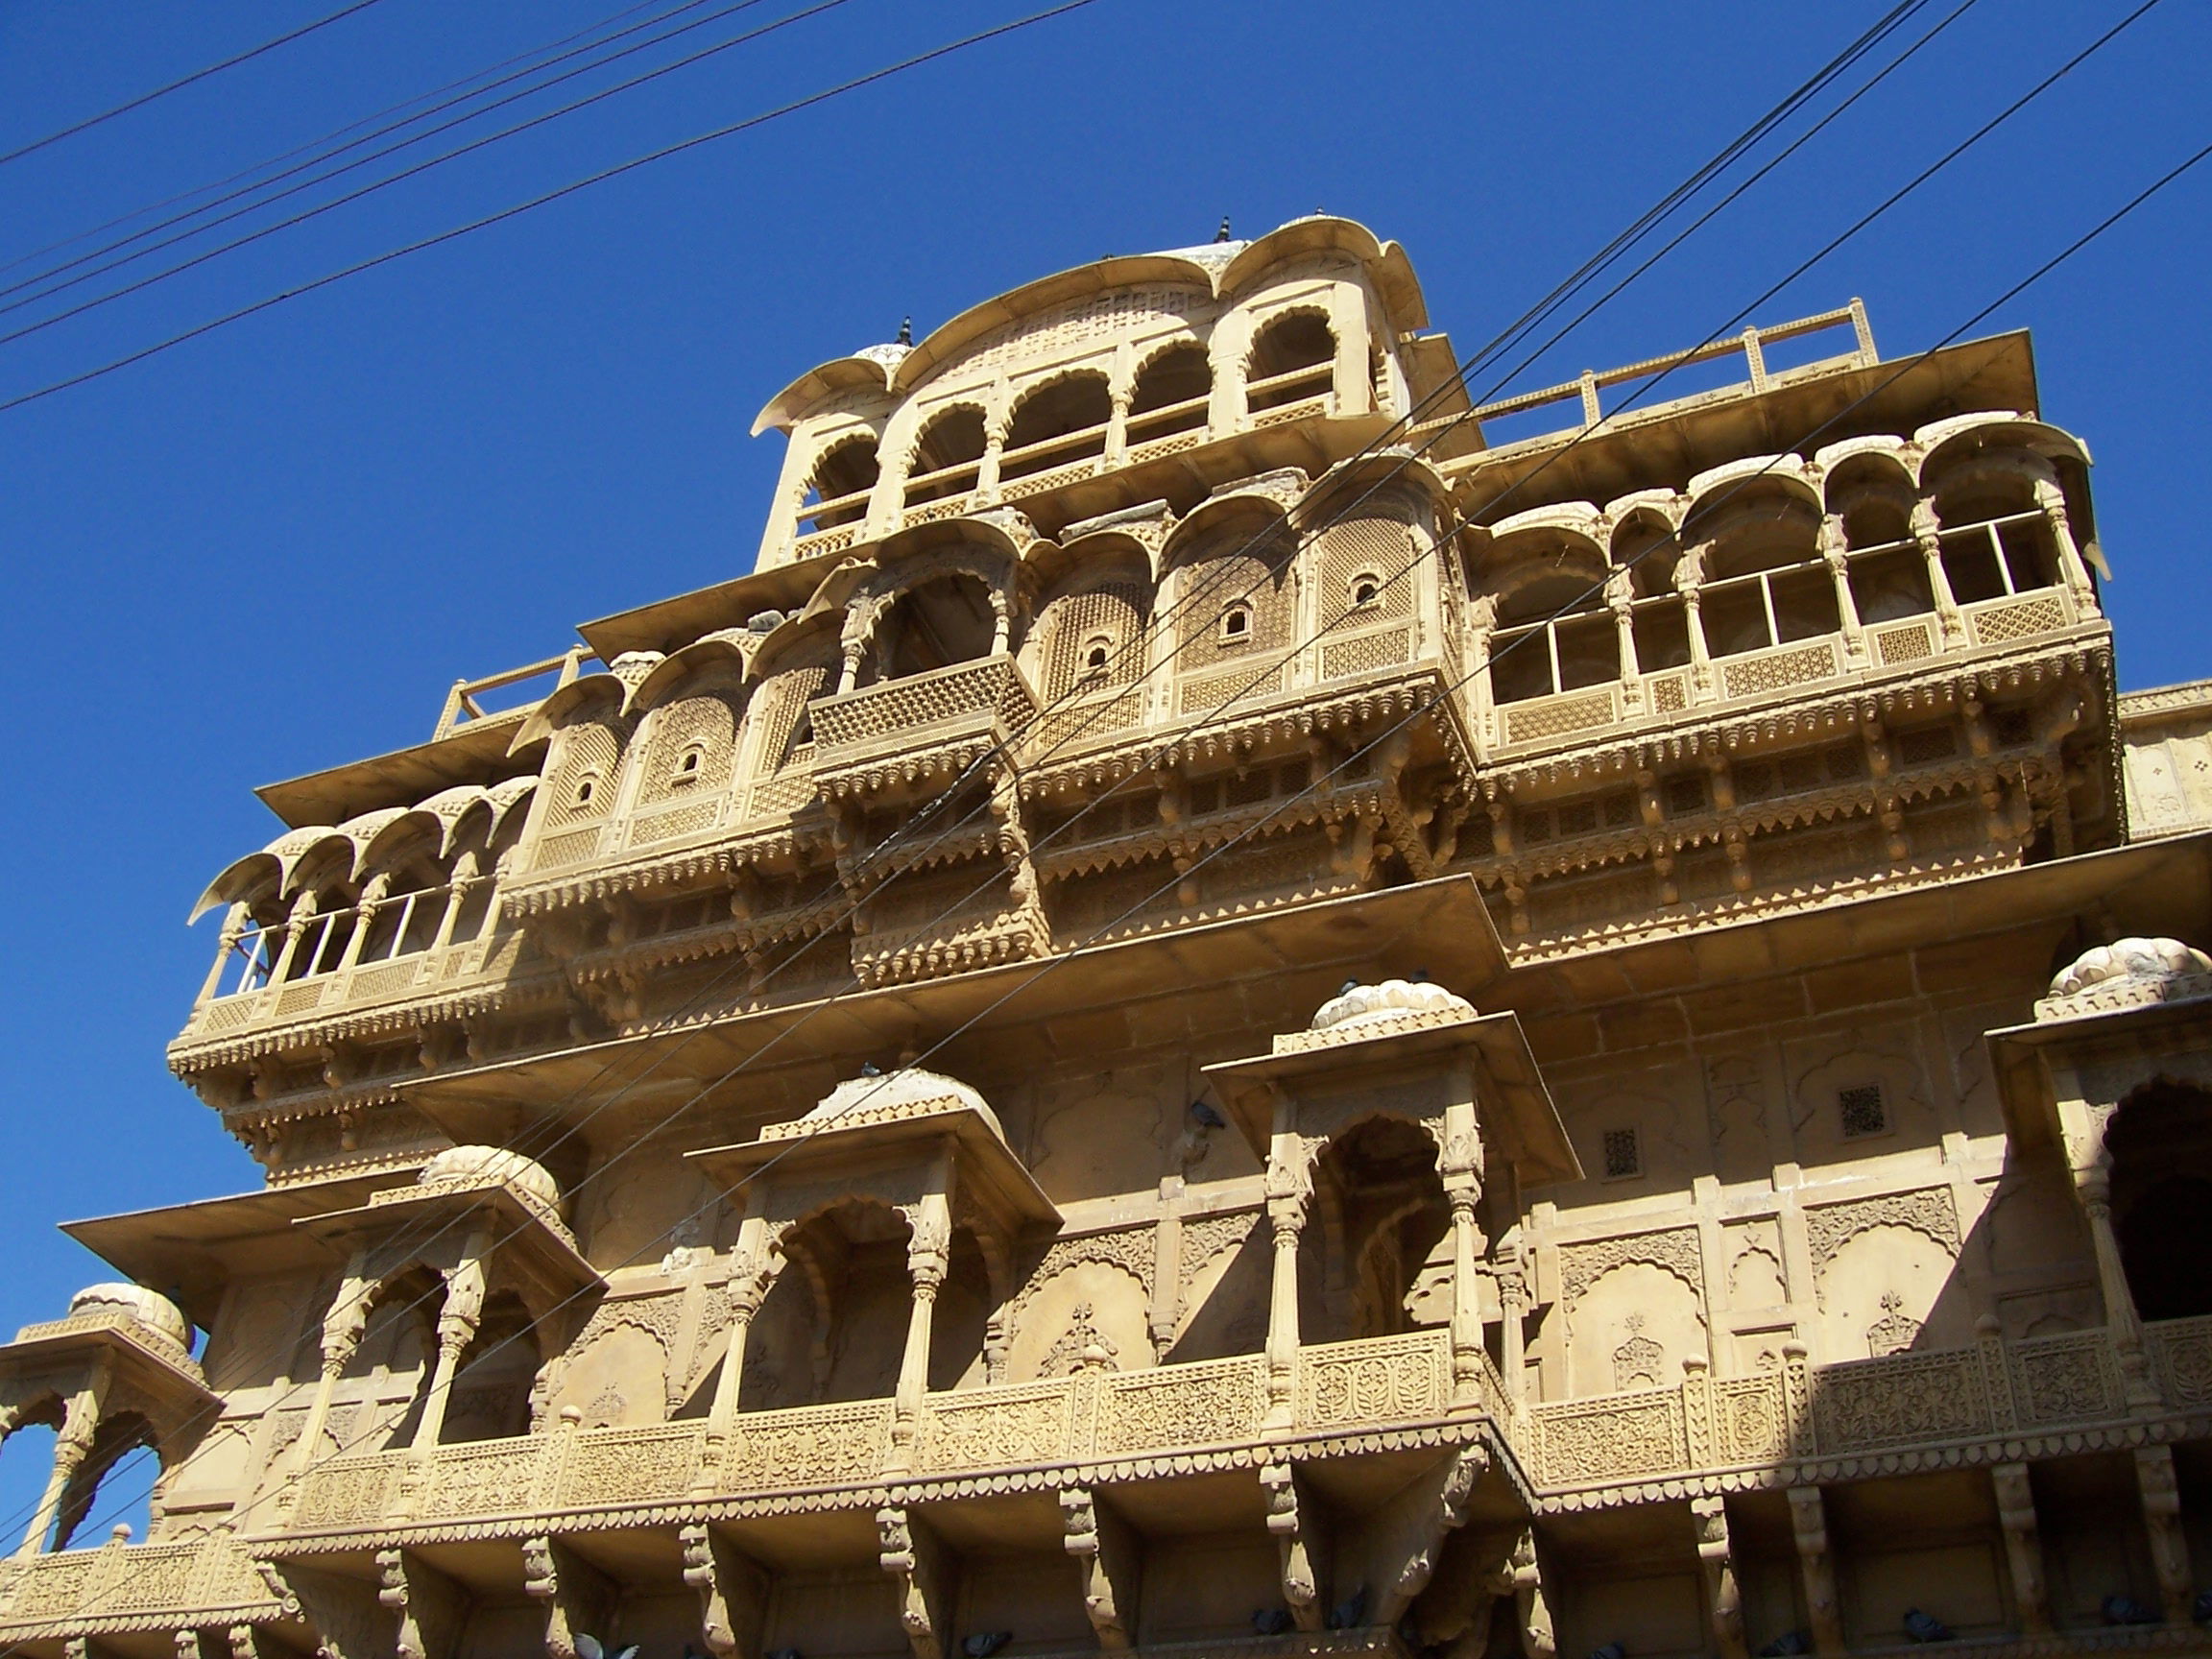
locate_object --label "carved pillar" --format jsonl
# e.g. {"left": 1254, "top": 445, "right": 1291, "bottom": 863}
{"left": 1680, "top": 574, "right": 1714, "bottom": 701}
{"left": 195, "top": 902, "right": 252, "bottom": 1007}
{"left": 523, "top": 1534, "right": 616, "bottom": 1659}
{"left": 1692, "top": 1496, "right": 1749, "bottom": 1659}
{"left": 988, "top": 589, "right": 1012, "bottom": 658}
{"left": 1262, "top": 1142, "right": 1310, "bottom": 1433}
{"left": 2035, "top": 480, "right": 2097, "bottom": 610}
{"left": 1438, "top": 1099, "right": 1487, "bottom": 1403}
{"left": 291, "top": 1252, "right": 373, "bottom": 1481}
{"left": 1510, "top": 1529, "right": 1554, "bottom": 1659}
{"left": 1261, "top": 1462, "right": 1332, "bottom": 1631}
{"left": 20, "top": 1384, "right": 102, "bottom": 1557}
{"left": 333, "top": 872, "right": 391, "bottom": 974}
{"left": 893, "top": 1187, "right": 952, "bottom": 1471}
{"left": 1496, "top": 1238, "right": 1528, "bottom": 1407}
{"left": 2078, "top": 1170, "right": 2157, "bottom": 1407}
{"left": 1607, "top": 568, "right": 1642, "bottom": 710}
{"left": 702, "top": 1214, "right": 782, "bottom": 1483}
{"left": 683, "top": 1523, "right": 770, "bottom": 1658}
{"left": 1104, "top": 390, "right": 1132, "bottom": 468}
{"left": 1911, "top": 502, "right": 1965, "bottom": 644}
{"left": 411, "top": 1230, "right": 493, "bottom": 1453}
{"left": 429, "top": 853, "right": 479, "bottom": 953}
{"left": 266, "top": 888, "right": 320, "bottom": 985}
{"left": 2134, "top": 1445, "right": 2193, "bottom": 1623}
{"left": 1990, "top": 1462, "right": 2051, "bottom": 1633}
{"left": 1786, "top": 1486, "right": 1844, "bottom": 1658}
{"left": 878, "top": 1505, "right": 952, "bottom": 1659}
{"left": 1821, "top": 518, "right": 1865, "bottom": 664}
{"left": 377, "top": 1548, "right": 467, "bottom": 1659}
{"left": 1062, "top": 1486, "right": 1142, "bottom": 1648}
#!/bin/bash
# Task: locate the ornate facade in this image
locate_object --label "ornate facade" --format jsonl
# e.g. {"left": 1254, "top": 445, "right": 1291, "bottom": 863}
{"left": 9, "top": 216, "right": 2212, "bottom": 1659}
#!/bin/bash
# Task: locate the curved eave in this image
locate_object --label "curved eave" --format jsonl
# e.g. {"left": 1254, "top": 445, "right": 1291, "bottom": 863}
{"left": 894, "top": 253, "right": 1219, "bottom": 394}
{"left": 1217, "top": 217, "right": 1429, "bottom": 333}
{"left": 752, "top": 355, "right": 897, "bottom": 437}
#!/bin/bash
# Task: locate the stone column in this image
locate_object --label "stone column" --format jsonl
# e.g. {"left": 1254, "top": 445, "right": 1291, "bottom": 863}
{"left": 195, "top": 902, "right": 252, "bottom": 1007}
{"left": 1911, "top": 502, "right": 1965, "bottom": 645}
{"left": 1821, "top": 518, "right": 1865, "bottom": 664}
{"left": 1679, "top": 556, "right": 1715, "bottom": 701}
{"left": 1262, "top": 1141, "right": 1311, "bottom": 1432}
{"left": 265, "top": 888, "right": 320, "bottom": 985}
{"left": 700, "top": 1216, "right": 781, "bottom": 1487}
{"left": 1104, "top": 389, "right": 1132, "bottom": 469}
{"left": 891, "top": 1189, "right": 952, "bottom": 1471}
{"left": 290, "top": 1252, "right": 374, "bottom": 1481}
{"left": 411, "top": 1231, "right": 493, "bottom": 1451}
{"left": 2134, "top": 1445, "right": 2193, "bottom": 1623}
{"left": 1692, "top": 1495, "right": 1748, "bottom": 1659}
{"left": 20, "top": 1382, "right": 104, "bottom": 1557}
{"left": 1496, "top": 1239, "right": 1528, "bottom": 1407}
{"left": 2036, "top": 480, "right": 2098, "bottom": 611}
{"left": 1437, "top": 1089, "right": 1487, "bottom": 1405}
{"left": 333, "top": 873, "right": 391, "bottom": 974}
{"left": 1990, "top": 1462, "right": 2051, "bottom": 1633}
{"left": 428, "top": 853, "right": 478, "bottom": 954}
{"left": 2078, "top": 1169, "right": 2157, "bottom": 1407}
{"left": 1787, "top": 1485, "right": 1845, "bottom": 1658}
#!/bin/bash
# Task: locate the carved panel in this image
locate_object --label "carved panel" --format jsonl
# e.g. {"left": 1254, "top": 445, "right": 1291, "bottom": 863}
{"left": 425, "top": 1436, "right": 544, "bottom": 1518}
{"left": 1558, "top": 1228, "right": 1704, "bottom": 1309}
{"left": 722, "top": 1400, "right": 890, "bottom": 1492}
{"left": 2150, "top": 1314, "right": 2212, "bottom": 1408}
{"left": 2008, "top": 1331, "right": 2124, "bottom": 1425}
{"left": 560, "top": 1423, "right": 705, "bottom": 1506}
{"left": 1804, "top": 1188, "right": 1960, "bottom": 1277}
{"left": 1093, "top": 1356, "right": 1265, "bottom": 1456}
{"left": 292, "top": 1454, "right": 401, "bottom": 1529}
{"left": 1811, "top": 1349, "right": 1985, "bottom": 1450}
{"left": 1529, "top": 1388, "right": 1686, "bottom": 1485}
{"left": 918, "top": 1379, "right": 1072, "bottom": 1474}
{"left": 1297, "top": 1329, "right": 1449, "bottom": 1429}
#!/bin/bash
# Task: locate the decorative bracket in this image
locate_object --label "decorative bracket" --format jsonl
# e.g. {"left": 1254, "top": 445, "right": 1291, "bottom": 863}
{"left": 1510, "top": 1528, "right": 1553, "bottom": 1659}
{"left": 2134, "top": 1446, "right": 2194, "bottom": 1623}
{"left": 682, "top": 1522, "right": 772, "bottom": 1659}
{"left": 878, "top": 1505, "right": 954, "bottom": 1659}
{"left": 1990, "top": 1463, "right": 2050, "bottom": 1634}
{"left": 376, "top": 1548, "right": 468, "bottom": 1659}
{"left": 1690, "top": 1496, "right": 1748, "bottom": 1659}
{"left": 1356, "top": 1444, "right": 1489, "bottom": 1626}
{"left": 1060, "top": 1485, "right": 1142, "bottom": 1648}
{"left": 1786, "top": 1487, "right": 1844, "bottom": 1658}
{"left": 1260, "top": 1461, "right": 1334, "bottom": 1631}
{"left": 523, "top": 1535, "right": 618, "bottom": 1659}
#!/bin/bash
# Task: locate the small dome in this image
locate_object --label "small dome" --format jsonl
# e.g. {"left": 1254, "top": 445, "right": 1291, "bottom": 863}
{"left": 2047, "top": 937, "right": 2212, "bottom": 1000}
{"left": 805, "top": 1067, "right": 1003, "bottom": 1140}
{"left": 1310, "top": 977, "right": 1476, "bottom": 1034}
{"left": 68, "top": 1284, "right": 189, "bottom": 1350}
{"left": 420, "top": 1145, "right": 563, "bottom": 1211}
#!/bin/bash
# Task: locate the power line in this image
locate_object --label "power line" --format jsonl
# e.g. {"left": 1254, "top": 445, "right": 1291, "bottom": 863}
{"left": 0, "top": 0, "right": 391, "bottom": 171}
{"left": 0, "top": 0, "right": 830, "bottom": 332}
{"left": 0, "top": 0, "right": 1106, "bottom": 417}
{"left": 0, "top": 0, "right": 705, "bottom": 278}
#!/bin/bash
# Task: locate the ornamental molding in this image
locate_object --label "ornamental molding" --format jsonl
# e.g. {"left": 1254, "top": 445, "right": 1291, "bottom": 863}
{"left": 1557, "top": 1226, "right": 1704, "bottom": 1310}
{"left": 1011, "top": 1227, "right": 1158, "bottom": 1323}
{"left": 1803, "top": 1188, "right": 1960, "bottom": 1278}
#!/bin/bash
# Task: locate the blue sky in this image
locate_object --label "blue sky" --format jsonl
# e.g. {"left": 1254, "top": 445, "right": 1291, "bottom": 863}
{"left": 0, "top": 0, "right": 2205, "bottom": 1536}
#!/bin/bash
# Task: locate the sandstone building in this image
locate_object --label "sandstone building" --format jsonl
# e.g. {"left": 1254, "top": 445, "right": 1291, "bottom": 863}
{"left": 6, "top": 216, "right": 2212, "bottom": 1659}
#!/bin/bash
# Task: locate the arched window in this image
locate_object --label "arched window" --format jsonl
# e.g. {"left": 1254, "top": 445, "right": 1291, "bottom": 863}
{"left": 904, "top": 407, "right": 988, "bottom": 507}
{"left": 1300, "top": 1118, "right": 1452, "bottom": 1344}
{"left": 1001, "top": 373, "right": 1112, "bottom": 482}
{"left": 1931, "top": 463, "right": 2061, "bottom": 605}
{"left": 1128, "top": 341, "right": 1211, "bottom": 444}
{"left": 1487, "top": 568, "right": 1618, "bottom": 705}
{"left": 2107, "top": 1080, "right": 2212, "bottom": 1323}
{"left": 1032, "top": 559, "right": 1149, "bottom": 699}
{"left": 1218, "top": 600, "right": 1253, "bottom": 644}
{"left": 1831, "top": 469, "right": 1935, "bottom": 627}
{"left": 861, "top": 572, "right": 998, "bottom": 685}
{"left": 1691, "top": 491, "right": 1838, "bottom": 659}
{"left": 799, "top": 436, "right": 879, "bottom": 532}
{"left": 1246, "top": 312, "right": 1336, "bottom": 414}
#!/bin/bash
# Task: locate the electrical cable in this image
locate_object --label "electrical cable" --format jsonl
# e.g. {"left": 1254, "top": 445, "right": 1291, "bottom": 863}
{"left": 0, "top": 0, "right": 851, "bottom": 336}
{"left": 0, "top": 0, "right": 391, "bottom": 171}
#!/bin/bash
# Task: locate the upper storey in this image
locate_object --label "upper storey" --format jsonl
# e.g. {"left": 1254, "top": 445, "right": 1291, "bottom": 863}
{"left": 747, "top": 217, "right": 1434, "bottom": 569}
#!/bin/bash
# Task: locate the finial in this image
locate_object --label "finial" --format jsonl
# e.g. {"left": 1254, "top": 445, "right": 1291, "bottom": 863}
{"left": 1214, "top": 215, "right": 1232, "bottom": 243}
{"left": 896, "top": 315, "right": 912, "bottom": 347}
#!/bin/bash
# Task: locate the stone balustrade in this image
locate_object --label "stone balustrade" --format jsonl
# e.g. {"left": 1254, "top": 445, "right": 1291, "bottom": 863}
{"left": 0, "top": 1531, "right": 279, "bottom": 1635}
{"left": 1523, "top": 1318, "right": 2211, "bottom": 1500}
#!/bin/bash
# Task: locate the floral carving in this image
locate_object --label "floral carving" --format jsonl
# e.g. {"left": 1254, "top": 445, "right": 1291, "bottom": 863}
{"left": 1558, "top": 1227, "right": 1703, "bottom": 1309}
{"left": 1804, "top": 1189, "right": 1960, "bottom": 1279}
{"left": 1864, "top": 1291, "right": 1921, "bottom": 1358}
{"left": 1612, "top": 1314, "right": 1667, "bottom": 1389}
{"left": 1012, "top": 1227, "right": 1157, "bottom": 1324}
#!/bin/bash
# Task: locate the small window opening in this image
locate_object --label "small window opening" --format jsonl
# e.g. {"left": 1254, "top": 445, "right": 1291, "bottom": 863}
{"left": 1839, "top": 1084, "right": 1888, "bottom": 1139}
{"left": 1219, "top": 603, "right": 1252, "bottom": 643}
{"left": 1602, "top": 1127, "right": 1643, "bottom": 1180}
{"left": 572, "top": 777, "right": 597, "bottom": 809}
{"left": 673, "top": 747, "right": 703, "bottom": 784}
{"left": 1351, "top": 573, "right": 1382, "bottom": 608}
{"left": 1083, "top": 637, "right": 1112, "bottom": 673}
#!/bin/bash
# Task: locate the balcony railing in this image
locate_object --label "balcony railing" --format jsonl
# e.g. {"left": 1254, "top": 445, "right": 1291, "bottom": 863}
{"left": 180, "top": 918, "right": 538, "bottom": 1044}
{"left": 1521, "top": 1316, "right": 2204, "bottom": 1493}
{"left": 281, "top": 1332, "right": 1476, "bottom": 1536}
{"left": 807, "top": 655, "right": 1037, "bottom": 795}
{"left": 0, "top": 1530, "right": 278, "bottom": 1631}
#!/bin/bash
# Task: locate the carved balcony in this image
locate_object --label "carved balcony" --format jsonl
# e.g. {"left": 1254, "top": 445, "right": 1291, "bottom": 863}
{"left": 271, "top": 1329, "right": 1496, "bottom": 1545}
{"left": 807, "top": 654, "right": 1038, "bottom": 801}
{"left": 0, "top": 1531, "right": 283, "bottom": 1643}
